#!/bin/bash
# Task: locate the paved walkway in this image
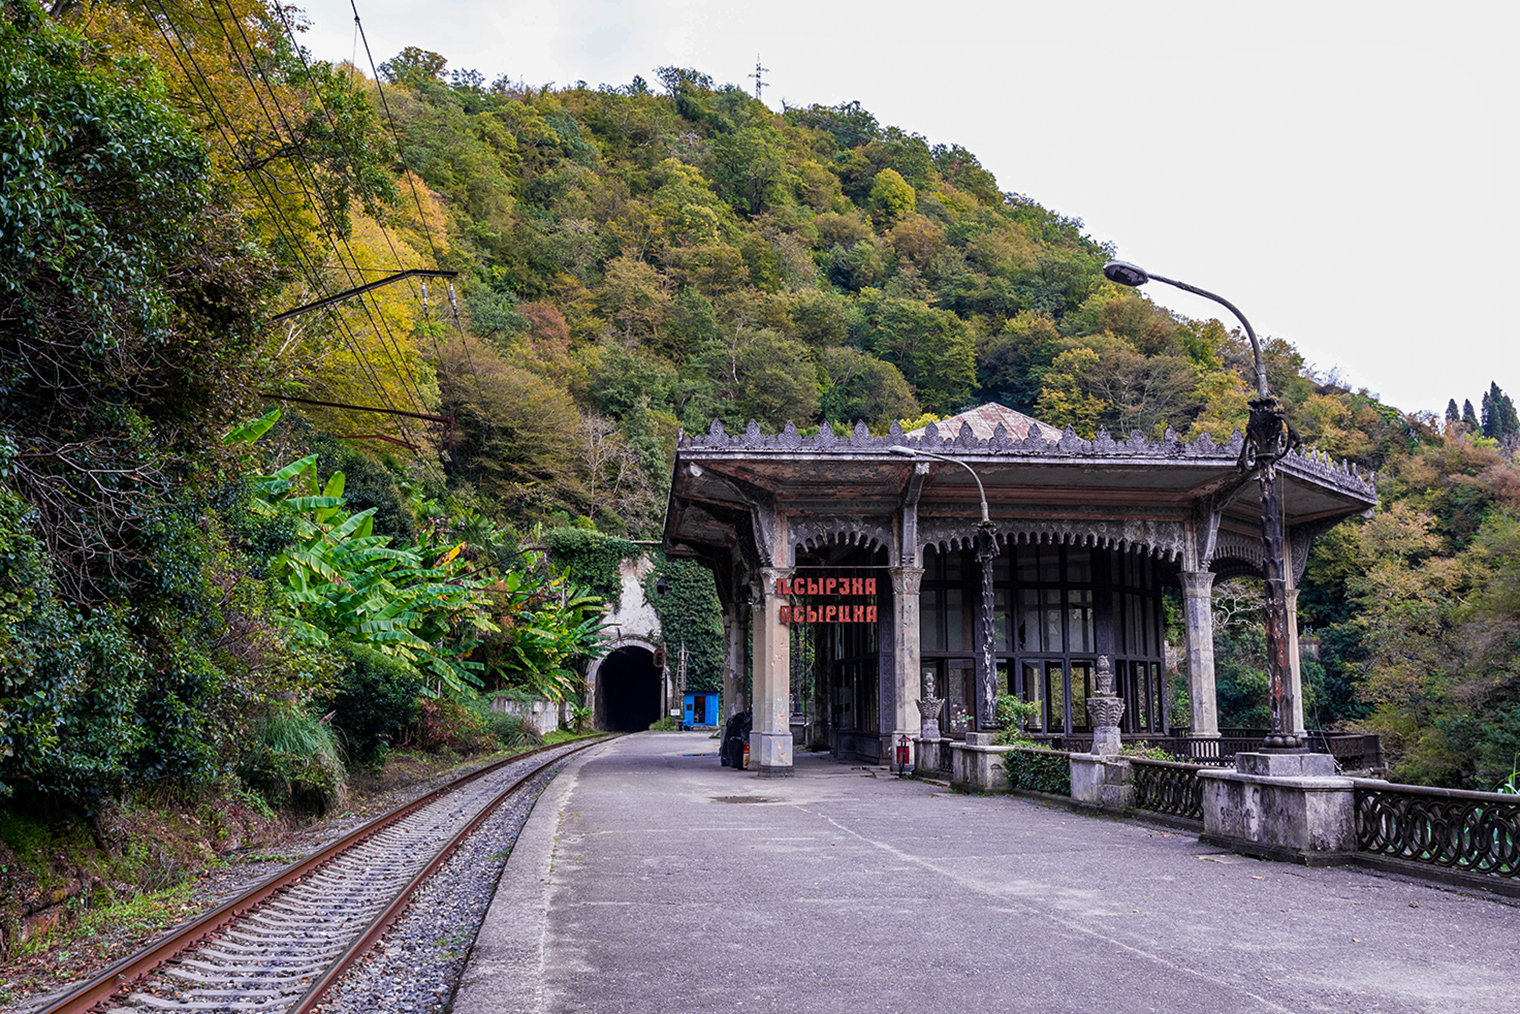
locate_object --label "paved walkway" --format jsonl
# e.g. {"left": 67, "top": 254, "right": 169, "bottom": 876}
{"left": 454, "top": 733, "right": 1518, "bottom": 1014}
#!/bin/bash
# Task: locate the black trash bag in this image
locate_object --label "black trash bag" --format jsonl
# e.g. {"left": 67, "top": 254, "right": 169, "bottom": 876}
{"left": 719, "top": 710, "right": 752, "bottom": 768}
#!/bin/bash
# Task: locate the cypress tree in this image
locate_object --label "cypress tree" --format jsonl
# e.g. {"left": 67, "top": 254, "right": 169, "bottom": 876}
{"left": 1446, "top": 399, "right": 1460, "bottom": 423}
{"left": 1463, "top": 399, "right": 1481, "bottom": 433}
{"left": 1481, "top": 383, "right": 1518, "bottom": 440}
{"left": 1497, "top": 385, "right": 1520, "bottom": 439}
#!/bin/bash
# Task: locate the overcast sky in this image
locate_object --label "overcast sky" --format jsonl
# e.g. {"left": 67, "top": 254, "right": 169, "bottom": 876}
{"left": 294, "top": 0, "right": 1517, "bottom": 419}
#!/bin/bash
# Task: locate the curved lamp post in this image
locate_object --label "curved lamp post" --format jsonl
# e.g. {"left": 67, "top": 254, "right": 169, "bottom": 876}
{"left": 1103, "top": 260, "right": 1304, "bottom": 752}
{"left": 887, "top": 445, "right": 990, "bottom": 523}
{"left": 889, "top": 444, "right": 1001, "bottom": 732}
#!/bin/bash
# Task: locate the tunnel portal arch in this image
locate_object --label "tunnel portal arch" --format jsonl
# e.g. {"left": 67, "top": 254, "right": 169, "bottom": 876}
{"left": 590, "top": 639, "right": 663, "bottom": 732}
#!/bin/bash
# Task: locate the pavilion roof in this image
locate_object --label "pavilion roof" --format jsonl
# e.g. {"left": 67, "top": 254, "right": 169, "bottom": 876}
{"left": 665, "top": 409, "right": 1378, "bottom": 572}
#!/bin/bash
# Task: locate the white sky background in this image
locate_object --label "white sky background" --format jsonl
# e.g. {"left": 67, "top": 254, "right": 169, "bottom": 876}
{"left": 294, "top": 0, "right": 1517, "bottom": 419}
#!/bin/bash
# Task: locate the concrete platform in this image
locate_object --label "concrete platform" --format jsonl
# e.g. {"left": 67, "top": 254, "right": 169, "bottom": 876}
{"left": 454, "top": 732, "right": 1518, "bottom": 1014}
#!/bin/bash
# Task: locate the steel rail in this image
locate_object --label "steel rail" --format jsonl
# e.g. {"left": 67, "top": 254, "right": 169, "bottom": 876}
{"left": 37, "top": 735, "right": 612, "bottom": 1014}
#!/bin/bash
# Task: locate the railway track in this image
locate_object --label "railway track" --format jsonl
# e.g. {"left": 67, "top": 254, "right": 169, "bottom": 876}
{"left": 34, "top": 736, "right": 611, "bottom": 1014}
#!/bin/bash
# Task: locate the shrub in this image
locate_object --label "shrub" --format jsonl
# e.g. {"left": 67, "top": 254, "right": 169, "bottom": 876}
{"left": 411, "top": 697, "right": 495, "bottom": 754}
{"left": 1120, "top": 741, "right": 1175, "bottom": 761}
{"left": 1002, "top": 748, "right": 1071, "bottom": 795}
{"left": 236, "top": 706, "right": 346, "bottom": 814}
{"left": 319, "top": 642, "right": 421, "bottom": 764}
{"left": 992, "top": 694, "right": 1040, "bottom": 744}
{"left": 479, "top": 710, "right": 542, "bottom": 750}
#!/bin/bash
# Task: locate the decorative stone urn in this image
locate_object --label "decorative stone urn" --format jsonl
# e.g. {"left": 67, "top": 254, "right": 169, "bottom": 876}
{"left": 1086, "top": 655, "right": 1125, "bottom": 755}
{"left": 917, "top": 671, "right": 943, "bottom": 741}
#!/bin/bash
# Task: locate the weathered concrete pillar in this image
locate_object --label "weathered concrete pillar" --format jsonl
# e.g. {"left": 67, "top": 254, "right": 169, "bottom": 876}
{"left": 888, "top": 565, "right": 924, "bottom": 746}
{"left": 1199, "top": 752, "right": 1355, "bottom": 864}
{"left": 1285, "top": 586, "right": 1306, "bottom": 735}
{"left": 722, "top": 603, "right": 747, "bottom": 722}
{"left": 1069, "top": 755, "right": 1134, "bottom": 810}
{"left": 1179, "top": 570, "right": 1219, "bottom": 737}
{"left": 752, "top": 567, "right": 794, "bottom": 776}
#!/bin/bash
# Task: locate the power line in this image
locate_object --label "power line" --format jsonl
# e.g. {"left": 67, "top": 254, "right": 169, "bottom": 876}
{"left": 207, "top": 0, "right": 432, "bottom": 419}
{"left": 146, "top": 0, "right": 404, "bottom": 432}
{"left": 269, "top": 4, "right": 448, "bottom": 366}
{"left": 279, "top": 1, "right": 489, "bottom": 429}
{"left": 269, "top": 269, "right": 459, "bottom": 323}
{"left": 345, "top": 0, "right": 489, "bottom": 404}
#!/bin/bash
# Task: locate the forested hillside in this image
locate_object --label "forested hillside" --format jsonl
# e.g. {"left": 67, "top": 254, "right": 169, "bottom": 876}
{"left": 1, "top": 0, "right": 1517, "bottom": 864}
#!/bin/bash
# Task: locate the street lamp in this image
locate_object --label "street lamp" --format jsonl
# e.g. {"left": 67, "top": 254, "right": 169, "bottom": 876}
{"left": 887, "top": 445, "right": 990, "bottom": 523}
{"left": 888, "top": 444, "right": 1001, "bottom": 732}
{"left": 1103, "top": 259, "right": 1304, "bottom": 751}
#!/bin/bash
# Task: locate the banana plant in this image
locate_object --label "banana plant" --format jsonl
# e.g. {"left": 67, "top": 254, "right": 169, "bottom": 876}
{"left": 224, "top": 411, "right": 605, "bottom": 698}
{"left": 226, "top": 410, "right": 497, "bottom": 693}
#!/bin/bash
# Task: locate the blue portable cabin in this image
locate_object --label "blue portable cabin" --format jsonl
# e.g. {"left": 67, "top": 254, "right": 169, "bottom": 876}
{"left": 683, "top": 691, "right": 721, "bottom": 729}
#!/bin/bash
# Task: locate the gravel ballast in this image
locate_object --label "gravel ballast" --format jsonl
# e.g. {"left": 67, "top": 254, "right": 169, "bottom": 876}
{"left": 311, "top": 763, "right": 565, "bottom": 1014}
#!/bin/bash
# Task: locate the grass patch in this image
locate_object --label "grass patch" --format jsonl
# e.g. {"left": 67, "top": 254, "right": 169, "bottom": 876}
{"left": 13, "top": 880, "right": 197, "bottom": 960}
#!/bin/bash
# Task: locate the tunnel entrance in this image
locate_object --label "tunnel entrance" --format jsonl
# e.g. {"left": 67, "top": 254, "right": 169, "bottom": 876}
{"left": 600, "top": 645, "right": 662, "bottom": 732}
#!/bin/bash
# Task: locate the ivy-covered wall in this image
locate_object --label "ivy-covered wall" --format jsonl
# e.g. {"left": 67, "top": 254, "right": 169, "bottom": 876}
{"left": 542, "top": 527, "right": 641, "bottom": 605}
{"left": 645, "top": 558, "right": 724, "bottom": 693}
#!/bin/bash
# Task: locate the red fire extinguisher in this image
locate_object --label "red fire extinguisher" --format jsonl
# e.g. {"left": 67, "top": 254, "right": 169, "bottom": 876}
{"left": 896, "top": 733, "right": 911, "bottom": 777}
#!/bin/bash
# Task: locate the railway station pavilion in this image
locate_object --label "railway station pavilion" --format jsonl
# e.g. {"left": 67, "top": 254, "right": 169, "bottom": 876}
{"left": 660, "top": 403, "right": 1378, "bottom": 775}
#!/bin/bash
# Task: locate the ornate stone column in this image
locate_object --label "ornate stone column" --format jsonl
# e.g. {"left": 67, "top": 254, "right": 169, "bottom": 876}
{"left": 1070, "top": 655, "right": 1134, "bottom": 809}
{"left": 1179, "top": 570, "right": 1220, "bottom": 738}
{"left": 888, "top": 565, "right": 924, "bottom": 747}
{"left": 917, "top": 670, "right": 943, "bottom": 740}
{"left": 752, "top": 567, "right": 794, "bottom": 775}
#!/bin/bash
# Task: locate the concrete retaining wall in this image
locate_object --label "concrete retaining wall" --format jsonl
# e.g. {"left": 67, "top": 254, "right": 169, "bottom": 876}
{"left": 489, "top": 696, "right": 564, "bottom": 736}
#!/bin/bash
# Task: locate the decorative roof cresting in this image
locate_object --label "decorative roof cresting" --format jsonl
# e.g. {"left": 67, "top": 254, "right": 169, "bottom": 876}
{"left": 678, "top": 415, "right": 1376, "bottom": 498}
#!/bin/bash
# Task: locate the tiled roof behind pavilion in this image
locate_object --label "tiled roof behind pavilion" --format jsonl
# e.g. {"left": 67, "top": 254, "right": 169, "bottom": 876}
{"left": 907, "top": 403, "right": 1063, "bottom": 442}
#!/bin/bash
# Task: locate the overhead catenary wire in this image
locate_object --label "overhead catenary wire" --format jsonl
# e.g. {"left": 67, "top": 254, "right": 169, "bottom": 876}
{"left": 279, "top": 0, "right": 489, "bottom": 420}
{"left": 345, "top": 0, "right": 490, "bottom": 402}
{"left": 270, "top": 3, "right": 450, "bottom": 372}
{"left": 145, "top": 0, "right": 406, "bottom": 433}
{"left": 206, "top": 0, "right": 432, "bottom": 420}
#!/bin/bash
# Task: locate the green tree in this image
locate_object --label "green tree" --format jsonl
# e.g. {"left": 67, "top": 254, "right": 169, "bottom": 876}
{"left": 1481, "top": 382, "right": 1519, "bottom": 441}
{"left": 783, "top": 100, "right": 879, "bottom": 151}
{"left": 818, "top": 346, "right": 920, "bottom": 428}
{"left": 597, "top": 254, "right": 673, "bottom": 346}
{"left": 977, "top": 311, "right": 1063, "bottom": 411}
{"left": 1035, "top": 335, "right": 1199, "bottom": 437}
{"left": 856, "top": 295, "right": 975, "bottom": 415}
{"left": 1, "top": 0, "right": 271, "bottom": 598}
{"left": 707, "top": 127, "right": 791, "bottom": 216}
{"left": 379, "top": 46, "right": 449, "bottom": 87}
{"left": 868, "top": 167, "right": 916, "bottom": 224}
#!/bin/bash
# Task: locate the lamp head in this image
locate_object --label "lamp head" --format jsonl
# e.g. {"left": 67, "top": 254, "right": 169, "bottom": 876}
{"left": 1103, "top": 260, "right": 1149, "bottom": 288}
{"left": 886, "top": 445, "right": 919, "bottom": 457}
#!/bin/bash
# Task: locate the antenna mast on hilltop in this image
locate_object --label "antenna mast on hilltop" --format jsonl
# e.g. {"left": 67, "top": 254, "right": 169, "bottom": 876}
{"left": 749, "top": 55, "right": 770, "bottom": 102}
